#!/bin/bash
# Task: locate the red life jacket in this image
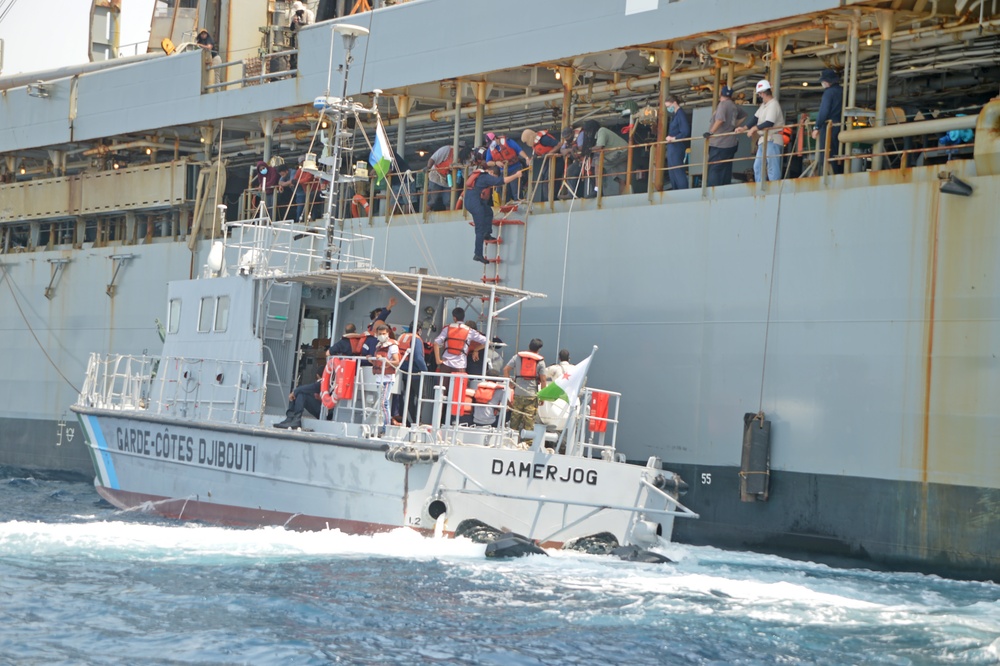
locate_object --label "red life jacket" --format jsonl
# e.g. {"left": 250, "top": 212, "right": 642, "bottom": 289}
{"left": 517, "top": 351, "right": 544, "bottom": 380}
{"left": 465, "top": 169, "right": 492, "bottom": 200}
{"left": 443, "top": 324, "right": 472, "bottom": 355}
{"left": 489, "top": 138, "right": 518, "bottom": 163}
{"left": 396, "top": 332, "right": 420, "bottom": 353}
{"left": 434, "top": 147, "right": 453, "bottom": 176}
{"left": 373, "top": 341, "right": 398, "bottom": 376}
{"left": 344, "top": 333, "right": 366, "bottom": 355}
{"left": 532, "top": 130, "right": 556, "bottom": 156}
{"left": 472, "top": 381, "right": 502, "bottom": 404}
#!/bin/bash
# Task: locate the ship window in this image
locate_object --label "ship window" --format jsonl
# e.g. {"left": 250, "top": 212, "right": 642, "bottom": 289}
{"left": 214, "top": 296, "right": 230, "bottom": 332}
{"left": 198, "top": 297, "right": 214, "bottom": 333}
{"left": 168, "top": 299, "right": 181, "bottom": 334}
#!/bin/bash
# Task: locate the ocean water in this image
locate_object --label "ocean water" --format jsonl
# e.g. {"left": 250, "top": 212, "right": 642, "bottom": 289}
{"left": 2, "top": 470, "right": 1000, "bottom": 666}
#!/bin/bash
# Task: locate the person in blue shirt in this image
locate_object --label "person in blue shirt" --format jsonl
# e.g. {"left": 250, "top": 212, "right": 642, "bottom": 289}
{"left": 811, "top": 69, "right": 844, "bottom": 175}
{"left": 466, "top": 149, "right": 522, "bottom": 264}
{"left": 664, "top": 95, "right": 691, "bottom": 190}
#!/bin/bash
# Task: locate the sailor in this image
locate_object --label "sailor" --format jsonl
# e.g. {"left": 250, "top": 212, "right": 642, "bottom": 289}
{"left": 394, "top": 326, "right": 427, "bottom": 424}
{"left": 484, "top": 132, "right": 531, "bottom": 201}
{"left": 811, "top": 69, "right": 844, "bottom": 175}
{"left": 433, "top": 307, "right": 488, "bottom": 373}
{"left": 195, "top": 28, "right": 222, "bottom": 86}
{"left": 545, "top": 349, "right": 576, "bottom": 383}
{"left": 275, "top": 378, "right": 322, "bottom": 429}
{"left": 503, "top": 338, "right": 547, "bottom": 435}
{"left": 465, "top": 151, "right": 521, "bottom": 264}
{"left": 521, "top": 129, "right": 560, "bottom": 201}
{"left": 371, "top": 323, "right": 400, "bottom": 435}
{"left": 329, "top": 323, "right": 363, "bottom": 357}
{"left": 736, "top": 80, "right": 785, "bottom": 183}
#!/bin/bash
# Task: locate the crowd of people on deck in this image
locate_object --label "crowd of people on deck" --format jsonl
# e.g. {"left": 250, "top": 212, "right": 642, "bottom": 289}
{"left": 275, "top": 299, "right": 585, "bottom": 441}
{"left": 246, "top": 65, "right": 982, "bottom": 263}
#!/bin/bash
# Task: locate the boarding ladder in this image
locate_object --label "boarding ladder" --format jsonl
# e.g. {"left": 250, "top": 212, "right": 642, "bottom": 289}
{"left": 480, "top": 201, "right": 527, "bottom": 285}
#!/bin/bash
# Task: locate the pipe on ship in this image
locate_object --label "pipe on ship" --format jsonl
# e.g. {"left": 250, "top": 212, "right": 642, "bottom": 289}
{"left": 0, "top": 52, "right": 164, "bottom": 92}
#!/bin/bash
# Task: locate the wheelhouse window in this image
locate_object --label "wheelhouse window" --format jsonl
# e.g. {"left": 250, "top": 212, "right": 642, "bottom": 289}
{"left": 198, "top": 297, "right": 214, "bottom": 333}
{"left": 214, "top": 295, "right": 230, "bottom": 332}
{"left": 167, "top": 299, "right": 181, "bottom": 334}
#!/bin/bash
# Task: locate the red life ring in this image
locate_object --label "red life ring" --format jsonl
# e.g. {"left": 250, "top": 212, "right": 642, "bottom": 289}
{"left": 351, "top": 194, "right": 370, "bottom": 218}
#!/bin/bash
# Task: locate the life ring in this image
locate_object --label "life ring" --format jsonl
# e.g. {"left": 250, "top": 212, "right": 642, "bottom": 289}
{"left": 351, "top": 194, "right": 370, "bottom": 218}
{"left": 455, "top": 192, "right": 465, "bottom": 210}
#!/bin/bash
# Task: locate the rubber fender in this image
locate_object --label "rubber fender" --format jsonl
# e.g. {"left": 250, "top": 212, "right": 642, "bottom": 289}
{"left": 454, "top": 518, "right": 503, "bottom": 543}
{"left": 562, "top": 531, "right": 620, "bottom": 555}
{"left": 485, "top": 533, "right": 548, "bottom": 559}
{"left": 611, "top": 545, "right": 673, "bottom": 564}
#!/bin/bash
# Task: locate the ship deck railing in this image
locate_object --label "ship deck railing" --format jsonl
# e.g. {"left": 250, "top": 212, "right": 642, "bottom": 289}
{"left": 223, "top": 215, "right": 374, "bottom": 275}
{"left": 319, "top": 359, "right": 622, "bottom": 458}
{"left": 352, "top": 113, "right": 980, "bottom": 223}
{"left": 77, "top": 353, "right": 269, "bottom": 426}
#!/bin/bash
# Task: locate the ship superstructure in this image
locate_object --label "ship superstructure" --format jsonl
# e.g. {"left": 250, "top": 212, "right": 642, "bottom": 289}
{"left": 3, "top": 0, "right": 1000, "bottom": 578}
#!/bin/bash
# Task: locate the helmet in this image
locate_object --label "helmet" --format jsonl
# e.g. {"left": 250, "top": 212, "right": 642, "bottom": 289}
{"left": 755, "top": 80, "right": 772, "bottom": 94}
{"left": 521, "top": 129, "right": 536, "bottom": 145}
{"left": 473, "top": 146, "right": 488, "bottom": 163}
{"left": 484, "top": 132, "right": 496, "bottom": 143}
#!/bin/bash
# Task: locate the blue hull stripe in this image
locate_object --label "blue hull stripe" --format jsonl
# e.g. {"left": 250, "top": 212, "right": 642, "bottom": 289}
{"left": 88, "top": 415, "right": 119, "bottom": 490}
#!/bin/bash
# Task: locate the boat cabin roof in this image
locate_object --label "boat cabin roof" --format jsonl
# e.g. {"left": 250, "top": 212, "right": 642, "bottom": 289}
{"left": 274, "top": 268, "right": 546, "bottom": 302}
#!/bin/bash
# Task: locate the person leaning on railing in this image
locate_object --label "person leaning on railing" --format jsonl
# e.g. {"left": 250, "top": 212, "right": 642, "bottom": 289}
{"left": 703, "top": 85, "right": 748, "bottom": 187}
{"left": 736, "top": 79, "right": 785, "bottom": 183}
{"left": 664, "top": 95, "right": 691, "bottom": 190}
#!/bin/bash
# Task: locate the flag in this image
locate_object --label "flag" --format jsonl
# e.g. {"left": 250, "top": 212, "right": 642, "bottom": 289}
{"left": 537, "top": 352, "right": 593, "bottom": 405}
{"left": 369, "top": 117, "right": 393, "bottom": 185}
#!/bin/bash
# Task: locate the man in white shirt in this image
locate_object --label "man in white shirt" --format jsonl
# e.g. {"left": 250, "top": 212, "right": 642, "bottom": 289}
{"left": 737, "top": 80, "right": 785, "bottom": 183}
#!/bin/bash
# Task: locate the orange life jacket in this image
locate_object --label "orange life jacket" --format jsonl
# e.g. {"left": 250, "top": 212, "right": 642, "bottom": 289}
{"left": 344, "top": 333, "right": 366, "bottom": 355}
{"left": 489, "top": 138, "right": 518, "bottom": 163}
{"left": 396, "top": 332, "right": 420, "bottom": 353}
{"left": 516, "top": 351, "right": 544, "bottom": 380}
{"left": 373, "top": 341, "right": 398, "bottom": 376}
{"left": 434, "top": 147, "right": 453, "bottom": 176}
{"left": 443, "top": 324, "right": 471, "bottom": 355}
{"left": 465, "top": 169, "right": 492, "bottom": 200}
{"left": 472, "top": 381, "right": 502, "bottom": 404}
{"left": 532, "top": 130, "right": 556, "bottom": 156}
{"left": 780, "top": 126, "right": 793, "bottom": 146}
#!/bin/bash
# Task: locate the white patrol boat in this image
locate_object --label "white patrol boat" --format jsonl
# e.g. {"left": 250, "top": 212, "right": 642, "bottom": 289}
{"left": 70, "top": 24, "right": 695, "bottom": 558}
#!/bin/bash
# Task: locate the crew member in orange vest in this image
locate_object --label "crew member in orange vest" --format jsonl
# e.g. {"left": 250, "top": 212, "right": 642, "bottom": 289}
{"left": 433, "top": 307, "right": 488, "bottom": 373}
{"left": 503, "top": 338, "right": 547, "bottom": 435}
{"left": 329, "top": 322, "right": 365, "bottom": 356}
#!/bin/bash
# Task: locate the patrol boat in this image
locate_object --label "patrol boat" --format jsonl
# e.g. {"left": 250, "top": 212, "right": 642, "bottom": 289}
{"left": 69, "top": 24, "right": 696, "bottom": 553}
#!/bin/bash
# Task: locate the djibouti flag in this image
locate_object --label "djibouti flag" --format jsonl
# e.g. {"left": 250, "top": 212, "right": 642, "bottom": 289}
{"left": 537, "top": 352, "right": 593, "bottom": 405}
{"left": 369, "top": 118, "right": 393, "bottom": 185}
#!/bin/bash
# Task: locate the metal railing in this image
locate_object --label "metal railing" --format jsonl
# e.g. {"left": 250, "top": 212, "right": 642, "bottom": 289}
{"left": 223, "top": 217, "right": 375, "bottom": 275}
{"left": 78, "top": 353, "right": 269, "bottom": 425}
{"left": 352, "top": 113, "right": 982, "bottom": 221}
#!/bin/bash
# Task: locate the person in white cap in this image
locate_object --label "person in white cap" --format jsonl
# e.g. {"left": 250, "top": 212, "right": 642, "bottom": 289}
{"left": 737, "top": 80, "right": 785, "bottom": 183}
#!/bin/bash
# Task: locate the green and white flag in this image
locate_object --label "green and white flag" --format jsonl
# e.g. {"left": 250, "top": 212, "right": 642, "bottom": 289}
{"left": 537, "top": 351, "right": 593, "bottom": 405}
{"left": 368, "top": 117, "right": 394, "bottom": 185}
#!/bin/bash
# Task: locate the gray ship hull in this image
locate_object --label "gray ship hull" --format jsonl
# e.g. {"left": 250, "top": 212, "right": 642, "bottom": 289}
{"left": 366, "top": 159, "right": 1000, "bottom": 579}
